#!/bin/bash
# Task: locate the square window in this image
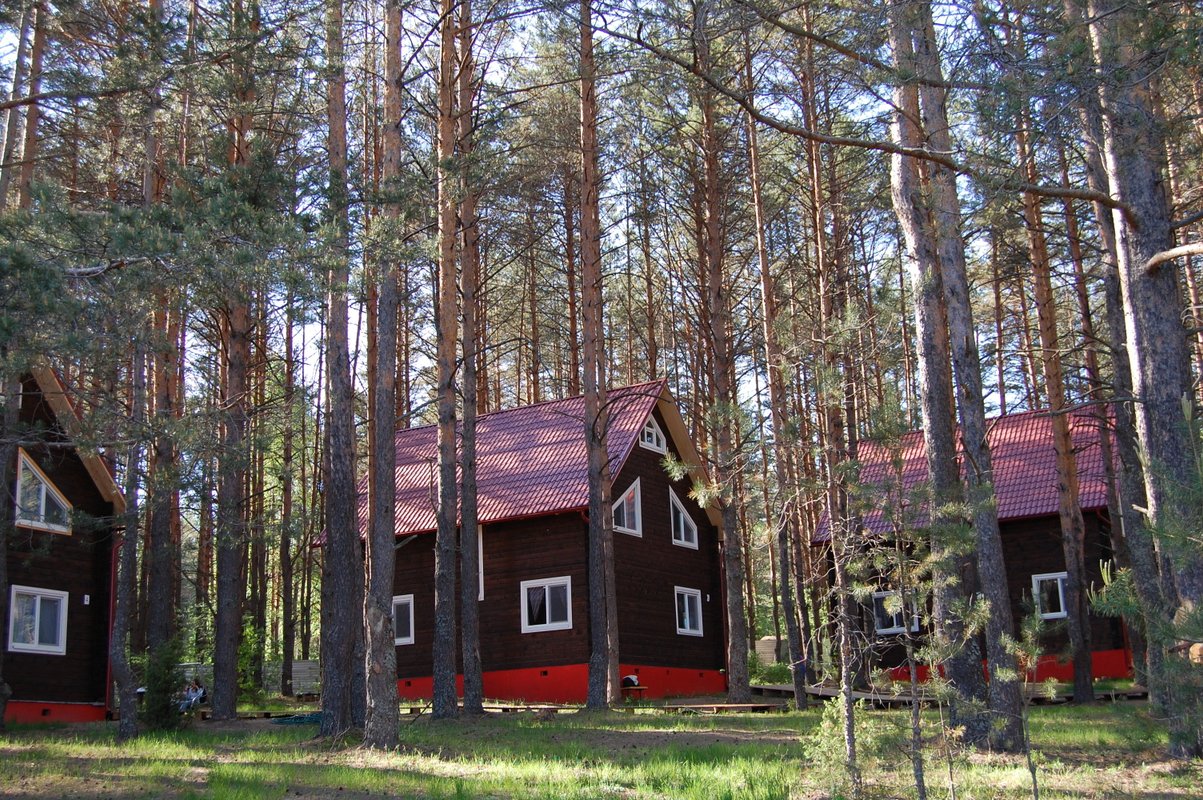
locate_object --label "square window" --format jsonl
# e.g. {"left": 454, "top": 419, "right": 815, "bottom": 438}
{"left": 640, "top": 416, "right": 667, "bottom": 453}
{"left": 675, "top": 586, "right": 703, "bottom": 636}
{"left": 520, "top": 577, "right": 572, "bottom": 633}
{"left": 14, "top": 450, "right": 72, "bottom": 534}
{"left": 669, "top": 488, "right": 698, "bottom": 549}
{"left": 613, "top": 479, "right": 642, "bottom": 536}
{"left": 1032, "top": 572, "right": 1068, "bottom": 620}
{"left": 872, "top": 590, "right": 919, "bottom": 636}
{"left": 8, "top": 585, "right": 68, "bottom": 655}
{"left": 392, "top": 594, "right": 415, "bottom": 645}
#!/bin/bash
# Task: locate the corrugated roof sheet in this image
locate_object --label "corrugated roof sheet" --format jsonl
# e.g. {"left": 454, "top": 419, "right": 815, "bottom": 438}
{"left": 364, "top": 381, "right": 667, "bottom": 538}
{"left": 825, "top": 407, "right": 1111, "bottom": 539}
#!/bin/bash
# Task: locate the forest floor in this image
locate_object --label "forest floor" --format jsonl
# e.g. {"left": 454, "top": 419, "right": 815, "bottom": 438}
{"left": 0, "top": 699, "right": 1198, "bottom": 799}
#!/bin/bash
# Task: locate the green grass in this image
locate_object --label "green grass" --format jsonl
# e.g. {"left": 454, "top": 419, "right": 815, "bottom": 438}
{"left": 0, "top": 702, "right": 1197, "bottom": 798}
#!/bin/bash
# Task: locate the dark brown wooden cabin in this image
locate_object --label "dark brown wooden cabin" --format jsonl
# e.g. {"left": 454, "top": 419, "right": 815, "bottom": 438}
{"left": 822, "top": 407, "right": 1129, "bottom": 683}
{"left": 374, "top": 381, "right": 727, "bottom": 702}
{"left": 4, "top": 368, "right": 124, "bottom": 724}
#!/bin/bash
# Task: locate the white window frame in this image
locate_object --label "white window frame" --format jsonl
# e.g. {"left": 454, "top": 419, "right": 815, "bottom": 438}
{"left": 8, "top": 584, "right": 68, "bottom": 655}
{"left": 14, "top": 449, "right": 72, "bottom": 534}
{"left": 669, "top": 488, "right": 698, "bottom": 549}
{"left": 478, "top": 528, "right": 485, "bottom": 601}
{"left": 1032, "top": 572, "right": 1068, "bottom": 620}
{"left": 612, "top": 478, "right": 642, "bottom": 536}
{"left": 675, "top": 586, "right": 703, "bottom": 636}
{"left": 392, "top": 594, "right": 415, "bottom": 645}
{"left": 520, "top": 576, "right": 572, "bottom": 634}
{"left": 640, "top": 415, "right": 667, "bottom": 453}
{"left": 872, "top": 590, "right": 920, "bottom": 636}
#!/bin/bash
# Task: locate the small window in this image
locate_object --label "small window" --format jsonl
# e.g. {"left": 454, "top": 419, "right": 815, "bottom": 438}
{"left": 520, "top": 577, "right": 572, "bottom": 633}
{"left": 8, "top": 585, "right": 68, "bottom": 655}
{"left": 640, "top": 415, "right": 666, "bottom": 453}
{"left": 612, "top": 479, "right": 642, "bottom": 536}
{"left": 675, "top": 586, "right": 703, "bottom": 636}
{"left": 1032, "top": 572, "right": 1068, "bottom": 620}
{"left": 872, "top": 590, "right": 919, "bottom": 636}
{"left": 392, "top": 594, "right": 415, "bottom": 645}
{"left": 14, "top": 450, "right": 71, "bottom": 534}
{"left": 669, "top": 488, "right": 698, "bottom": 549}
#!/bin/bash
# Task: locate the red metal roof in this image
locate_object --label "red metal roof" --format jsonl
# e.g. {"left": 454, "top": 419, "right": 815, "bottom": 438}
{"left": 365, "top": 381, "right": 668, "bottom": 538}
{"left": 827, "top": 407, "right": 1111, "bottom": 538}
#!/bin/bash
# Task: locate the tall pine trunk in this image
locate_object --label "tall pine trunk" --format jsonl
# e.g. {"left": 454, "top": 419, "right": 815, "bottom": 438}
{"left": 693, "top": 0, "right": 749, "bottom": 703}
{"left": 887, "top": 0, "right": 992, "bottom": 747}
{"left": 1015, "top": 124, "right": 1093, "bottom": 702}
{"left": 744, "top": 39, "right": 806, "bottom": 709}
{"left": 1087, "top": 0, "right": 1203, "bottom": 757}
{"left": 458, "top": 0, "right": 484, "bottom": 715}
{"left": 908, "top": 0, "right": 1023, "bottom": 748}
{"left": 112, "top": 348, "right": 146, "bottom": 740}
{"left": 431, "top": 0, "right": 460, "bottom": 719}
{"left": 580, "top": 0, "right": 618, "bottom": 709}
{"left": 320, "top": 0, "right": 361, "bottom": 737}
{"left": 0, "top": 370, "right": 22, "bottom": 729}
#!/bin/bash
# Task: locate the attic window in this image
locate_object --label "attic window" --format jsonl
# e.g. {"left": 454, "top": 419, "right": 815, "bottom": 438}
{"left": 640, "top": 416, "right": 666, "bottom": 453}
{"left": 669, "top": 488, "right": 698, "bottom": 549}
{"left": 14, "top": 450, "right": 71, "bottom": 534}
{"left": 8, "top": 585, "right": 68, "bottom": 655}
{"left": 1032, "top": 572, "right": 1068, "bottom": 620}
{"left": 612, "top": 479, "right": 642, "bottom": 536}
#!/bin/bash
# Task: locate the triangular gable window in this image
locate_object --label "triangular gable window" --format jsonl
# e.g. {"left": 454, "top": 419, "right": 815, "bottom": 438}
{"left": 669, "top": 488, "right": 698, "bottom": 549}
{"left": 612, "top": 479, "right": 642, "bottom": 536}
{"left": 15, "top": 450, "right": 72, "bottom": 534}
{"left": 640, "top": 415, "right": 666, "bottom": 453}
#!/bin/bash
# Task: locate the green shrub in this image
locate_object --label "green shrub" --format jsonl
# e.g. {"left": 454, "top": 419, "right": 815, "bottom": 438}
{"left": 143, "top": 636, "right": 185, "bottom": 731}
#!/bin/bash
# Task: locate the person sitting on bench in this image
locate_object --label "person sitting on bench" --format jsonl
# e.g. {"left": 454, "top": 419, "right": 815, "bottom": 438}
{"left": 180, "top": 679, "right": 206, "bottom": 713}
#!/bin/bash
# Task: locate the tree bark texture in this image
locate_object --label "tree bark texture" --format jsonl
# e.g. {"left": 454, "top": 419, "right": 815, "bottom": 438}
{"left": 362, "top": 0, "right": 404, "bottom": 748}
{"left": 1087, "top": 0, "right": 1203, "bottom": 756}
{"left": 887, "top": 0, "right": 996, "bottom": 747}
{"left": 580, "top": 0, "right": 618, "bottom": 710}
{"left": 908, "top": 0, "right": 1023, "bottom": 748}
{"left": 0, "top": 371, "right": 23, "bottom": 730}
{"left": 1016, "top": 124, "right": 1093, "bottom": 702}
{"left": 320, "top": 0, "right": 361, "bottom": 737}
{"left": 744, "top": 39, "right": 806, "bottom": 708}
{"left": 432, "top": 0, "right": 460, "bottom": 719}
{"left": 692, "top": 0, "right": 749, "bottom": 704}
{"left": 458, "top": 0, "right": 484, "bottom": 715}
{"left": 15, "top": 0, "right": 45, "bottom": 210}
{"left": 112, "top": 349, "right": 146, "bottom": 741}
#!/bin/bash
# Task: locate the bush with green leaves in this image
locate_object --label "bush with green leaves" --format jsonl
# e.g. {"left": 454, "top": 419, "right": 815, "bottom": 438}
{"left": 142, "top": 636, "right": 185, "bottom": 731}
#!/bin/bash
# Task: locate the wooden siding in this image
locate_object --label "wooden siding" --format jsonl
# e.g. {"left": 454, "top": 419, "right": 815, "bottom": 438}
{"left": 5, "top": 378, "right": 117, "bottom": 706}
{"left": 870, "top": 509, "right": 1125, "bottom": 669}
{"left": 999, "top": 510, "right": 1124, "bottom": 653}
{"left": 392, "top": 512, "right": 591, "bottom": 679}
{"left": 612, "top": 407, "right": 725, "bottom": 672}
{"left": 389, "top": 407, "right": 725, "bottom": 683}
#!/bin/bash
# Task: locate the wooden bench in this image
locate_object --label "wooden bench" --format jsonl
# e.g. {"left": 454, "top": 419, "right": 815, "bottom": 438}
{"left": 663, "top": 702, "right": 785, "bottom": 714}
{"left": 621, "top": 685, "right": 647, "bottom": 701}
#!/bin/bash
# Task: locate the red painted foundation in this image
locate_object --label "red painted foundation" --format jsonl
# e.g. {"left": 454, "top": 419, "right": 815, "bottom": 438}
{"left": 396, "top": 663, "right": 726, "bottom": 703}
{"left": 4, "top": 701, "right": 108, "bottom": 725}
{"left": 887, "top": 647, "right": 1133, "bottom": 684}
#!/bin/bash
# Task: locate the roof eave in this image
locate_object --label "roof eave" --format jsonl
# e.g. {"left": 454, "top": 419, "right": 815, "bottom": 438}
{"left": 30, "top": 366, "right": 127, "bottom": 515}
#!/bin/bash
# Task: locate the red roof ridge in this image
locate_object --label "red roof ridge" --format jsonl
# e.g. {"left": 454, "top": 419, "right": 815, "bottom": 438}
{"left": 391, "top": 379, "right": 669, "bottom": 437}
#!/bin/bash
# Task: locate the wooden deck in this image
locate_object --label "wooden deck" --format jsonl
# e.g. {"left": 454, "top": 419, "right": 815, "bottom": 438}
{"left": 752, "top": 682, "right": 1149, "bottom": 707}
{"left": 663, "top": 702, "right": 786, "bottom": 714}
